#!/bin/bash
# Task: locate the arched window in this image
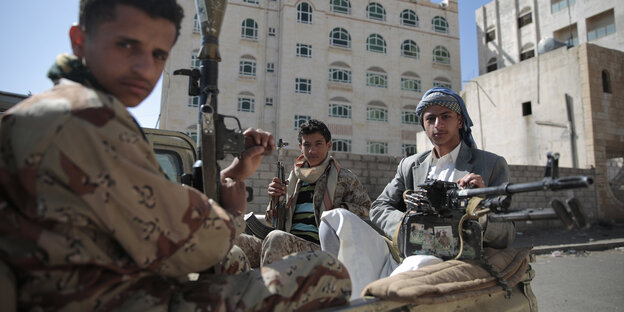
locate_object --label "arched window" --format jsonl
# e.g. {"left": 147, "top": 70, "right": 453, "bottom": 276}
{"left": 329, "top": 27, "right": 351, "bottom": 48}
{"left": 237, "top": 92, "right": 255, "bottom": 112}
{"left": 241, "top": 18, "right": 258, "bottom": 39}
{"left": 367, "top": 102, "right": 388, "bottom": 122}
{"left": 487, "top": 57, "right": 497, "bottom": 72}
{"left": 332, "top": 138, "right": 352, "bottom": 152}
{"left": 433, "top": 77, "right": 451, "bottom": 89}
{"left": 366, "top": 3, "right": 386, "bottom": 21}
{"left": 602, "top": 70, "right": 612, "bottom": 93}
{"left": 366, "top": 34, "right": 386, "bottom": 53}
{"left": 367, "top": 141, "right": 388, "bottom": 154}
{"left": 401, "top": 40, "right": 420, "bottom": 58}
{"left": 239, "top": 55, "right": 256, "bottom": 77}
{"left": 328, "top": 62, "right": 352, "bottom": 84}
{"left": 400, "top": 9, "right": 418, "bottom": 27}
{"left": 330, "top": 0, "right": 351, "bottom": 14}
{"left": 186, "top": 125, "right": 198, "bottom": 143}
{"left": 366, "top": 67, "right": 387, "bottom": 88}
{"left": 402, "top": 104, "right": 419, "bottom": 124}
{"left": 433, "top": 46, "right": 450, "bottom": 64}
{"left": 432, "top": 16, "right": 448, "bottom": 33}
{"left": 297, "top": 2, "right": 313, "bottom": 24}
{"left": 401, "top": 72, "right": 421, "bottom": 93}
{"left": 328, "top": 97, "right": 352, "bottom": 119}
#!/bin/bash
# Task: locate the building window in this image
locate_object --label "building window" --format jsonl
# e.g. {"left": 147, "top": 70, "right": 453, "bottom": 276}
{"left": 294, "top": 115, "right": 311, "bottom": 130}
{"left": 329, "top": 68, "right": 351, "bottom": 83}
{"left": 241, "top": 18, "right": 258, "bottom": 39}
{"left": 401, "top": 9, "right": 418, "bottom": 27}
{"left": 486, "top": 29, "right": 496, "bottom": 43}
{"left": 367, "top": 141, "right": 388, "bottom": 154}
{"left": 401, "top": 78, "right": 421, "bottom": 93}
{"left": 554, "top": 24, "right": 579, "bottom": 47}
{"left": 366, "top": 34, "right": 386, "bottom": 53}
{"left": 366, "top": 72, "right": 388, "bottom": 88}
{"left": 332, "top": 138, "right": 352, "bottom": 153}
{"left": 401, "top": 40, "right": 420, "bottom": 58}
{"left": 191, "top": 53, "right": 200, "bottom": 69}
{"left": 295, "top": 78, "right": 311, "bottom": 94}
{"left": 402, "top": 144, "right": 417, "bottom": 157}
{"left": 552, "top": 0, "right": 575, "bottom": 13}
{"left": 587, "top": 10, "right": 616, "bottom": 41}
{"left": 330, "top": 0, "right": 351, "bottom": 15}
{"left": 266, "top": 62, "right": 275, "bottom": 73}
{"left": 432, "top": 16, "right": 448, "bottom": 33}
{"left": 433, "top": 46, "right": 450, "bottom": 64}
{"left": 518, "top": 12, "right": 532, "bottom": 28}
{"left": 433, "top": 78, "right": 451, "bottom": 89}
{"left": 329, "top": 103, "right": 352, "bottom": 119}
{"left": 268, "top": 27, "right": 276, "bottom": 36}
{"left": 520, "top": 49, "right": 535, "bottom": 61}
{"left": 237, "top": 97, "right": 255, "bottom": 112}
{"left": 297, "top": 2, "right": 313, "bottom": 24}
{"left": 366, "top": 3, "right": 386, "bottom": 21}
{"left": 188, "top": 96, "right": 200, "bottom": 108}
{"left": 239, "top": 58, "right": 256, "bottom": 77}
{"left": 402, "top": 111, "right": 419, "bottom": 124}
{"left": 329, "top": 27, "right": 351, "bottom": 49}
{"left": 486, "top": 57, "right": 497, "bottom": 72}
{"left": 244, "top": 0, "right": 259, "bottom": 3}
{"left": 193, "top": 14, "right": 200, "bottom": 33}
{"left": 602, "top": 70, "right": 612, "bottom": 93}
{"left": 522, "top": 101, "right": 532, "bottom": 116}
{"left": 367, "top": 106, "right": 388, "bottom": 122}
{"left": 296, "top": 43, "right": 312, "bottom": 58}
{"left": 265, "top": 97, "right": 274, "bottom": 106}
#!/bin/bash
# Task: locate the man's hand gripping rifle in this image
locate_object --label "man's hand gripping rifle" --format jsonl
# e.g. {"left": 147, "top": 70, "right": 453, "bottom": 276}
{"left": 401, "top": 153, "right": 593, "bottom": 260}
{"left": 271, "top": 139, "right": 289, "bottom": 230}
{"left": 174, "top": 0, "right": 246, "bottom": 202}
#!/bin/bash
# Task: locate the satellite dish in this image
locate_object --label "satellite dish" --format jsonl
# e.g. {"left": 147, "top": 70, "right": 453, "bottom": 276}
{"left": 538, "top": 37, "right": 567, "bottom": 54}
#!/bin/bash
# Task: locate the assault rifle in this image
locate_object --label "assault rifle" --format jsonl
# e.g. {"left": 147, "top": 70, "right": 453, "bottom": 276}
{"left": 174, "top": 0, "right": 245, "bottom": 201}
{"left": 271, "top": 139, "right": 289, "bottom": 230}
{"left": 401, "top": 153, "right": 593, "bottom": 260}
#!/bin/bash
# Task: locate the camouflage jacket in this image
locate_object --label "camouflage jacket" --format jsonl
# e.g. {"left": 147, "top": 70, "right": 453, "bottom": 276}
{"left": 265, "top": 159, "right": 372, "bottom": 233}
{"left": 0, "top": 79, "right": 245, "bottom": 309}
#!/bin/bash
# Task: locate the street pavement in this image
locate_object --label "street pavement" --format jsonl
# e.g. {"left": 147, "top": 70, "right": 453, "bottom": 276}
{"left": 511, "top": 221, "right": 624, "bottom": 254}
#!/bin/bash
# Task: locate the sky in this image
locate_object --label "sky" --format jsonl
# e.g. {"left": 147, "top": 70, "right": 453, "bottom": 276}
{"left": 0, "top": 0, "right": 490, "bottom": 128}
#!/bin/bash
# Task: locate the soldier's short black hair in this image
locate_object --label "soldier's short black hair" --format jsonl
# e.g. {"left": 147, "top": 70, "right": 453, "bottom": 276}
{"left": 79, "top": 0, "right": 184, "bottom": 42}
{"left": 298, "top": 119, "right": 332, "bottom": 144}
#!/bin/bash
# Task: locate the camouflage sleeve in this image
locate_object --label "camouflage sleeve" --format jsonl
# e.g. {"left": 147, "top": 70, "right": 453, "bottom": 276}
{"left": 335, "top": 169, "right": 371, "bottom": 218}
{"left": 39, "top": 99, "right": 244, "bottom": 277}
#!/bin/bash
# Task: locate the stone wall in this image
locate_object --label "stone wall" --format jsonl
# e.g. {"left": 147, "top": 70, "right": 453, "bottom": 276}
{"left": 235, "top": 151, "right": 596, "bottom": 231}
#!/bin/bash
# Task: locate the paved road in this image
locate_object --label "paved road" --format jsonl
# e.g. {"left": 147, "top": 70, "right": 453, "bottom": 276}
{"left": 531, "top": 248, "right": 624, "bottom": 312}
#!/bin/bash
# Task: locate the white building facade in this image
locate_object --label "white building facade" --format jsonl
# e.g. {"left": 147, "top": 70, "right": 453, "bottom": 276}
{"left": 475, "top": 0, "right": 623, "bottom": 75}
{"left": 160, "top": 0, "right": 460, "bottom": 157}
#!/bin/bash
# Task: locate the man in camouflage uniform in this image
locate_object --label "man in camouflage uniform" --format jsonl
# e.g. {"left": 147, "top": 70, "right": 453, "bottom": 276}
{"left": 0, "top": 0, "right": 351, "bottom": 310}
{"left": 235, "top": 120, "right": 372, "bottom": 267}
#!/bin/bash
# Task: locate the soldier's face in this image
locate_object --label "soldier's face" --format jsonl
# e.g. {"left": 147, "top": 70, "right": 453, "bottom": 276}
{"left": 299, "top": 132, "right": 332, "bottom": 167}
{"left": 70, "top": 4, "right": 176, "bottom": 107}
{"left": 422, "top": 105, "right": 462, "bottom": 150}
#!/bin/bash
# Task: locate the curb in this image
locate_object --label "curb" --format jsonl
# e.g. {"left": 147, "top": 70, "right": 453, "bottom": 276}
{"left": 530, "top": 238, "right": 624, "bottom": 255}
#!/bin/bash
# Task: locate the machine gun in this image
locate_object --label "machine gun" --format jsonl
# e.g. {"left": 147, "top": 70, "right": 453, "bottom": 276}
{"left": 174, "top": 0, "right": 246, "bottom": 202}
{"left": 400, "top": 153, "right": 593, "bottom": 260}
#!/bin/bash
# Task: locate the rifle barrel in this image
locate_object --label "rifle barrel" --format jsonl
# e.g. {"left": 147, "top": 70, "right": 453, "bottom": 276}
{"left": 453, "top": 176, "right": 593, "bottom": 199}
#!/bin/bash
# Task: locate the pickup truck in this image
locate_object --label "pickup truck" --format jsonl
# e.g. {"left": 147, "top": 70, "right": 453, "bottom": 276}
{"left": 144, "top": 128, "right": 538, "bottom": 312}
